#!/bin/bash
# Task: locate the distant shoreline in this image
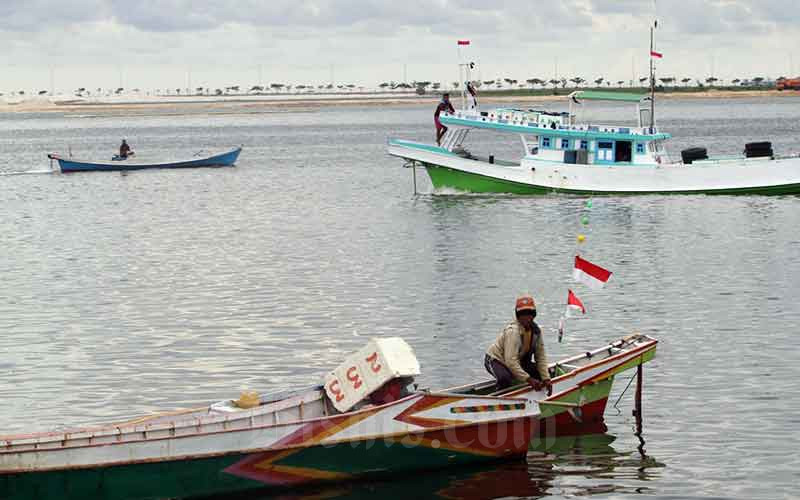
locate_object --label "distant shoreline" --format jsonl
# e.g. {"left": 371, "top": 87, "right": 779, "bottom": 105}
{"left": 1, "top": 88, "right": 798, "bottom": 114}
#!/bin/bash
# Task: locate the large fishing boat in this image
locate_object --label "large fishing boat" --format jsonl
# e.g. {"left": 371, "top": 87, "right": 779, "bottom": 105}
{"left": 389, "top": 35, "right": 800, "bottom": 195}
{"left": 0, "top": 335, "right": 656, "bottom": 500}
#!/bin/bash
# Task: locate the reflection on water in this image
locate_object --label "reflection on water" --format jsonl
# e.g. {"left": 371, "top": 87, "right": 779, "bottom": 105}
{"left": 228, "top": 432, "right": 662, "bottom": 500}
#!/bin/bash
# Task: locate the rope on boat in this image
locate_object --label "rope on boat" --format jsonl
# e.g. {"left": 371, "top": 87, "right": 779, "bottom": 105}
{"left": 612, "top": 373, "right": 637, "bottom": 415}
{"left": 114, "top": 406, "right": 209, "bottom": 427}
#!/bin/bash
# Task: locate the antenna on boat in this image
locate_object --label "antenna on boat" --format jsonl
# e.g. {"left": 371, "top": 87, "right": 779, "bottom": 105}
{"left": 456, "top": 40, "right": 476, "bottom": 111}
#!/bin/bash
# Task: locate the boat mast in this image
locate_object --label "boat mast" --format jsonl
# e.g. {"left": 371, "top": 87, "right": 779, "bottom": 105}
{"left": 649, "top": 24, "right": 656, "bottom": 131}
{"left": 456, "top": 40, "right": 473, "bottom": 111}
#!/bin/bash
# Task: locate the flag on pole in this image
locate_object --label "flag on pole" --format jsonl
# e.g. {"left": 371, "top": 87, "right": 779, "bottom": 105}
{"left": 565, "top": 289, "right": 586, "bottom": 317}
{"left": 573, "top": 256, "right": 613, "bottom": 289}
{"left": 650, "top": 50, "right": 663, "bottom": 59}
{"left": 457, "top": 40, "right": 470, "bottom": 46}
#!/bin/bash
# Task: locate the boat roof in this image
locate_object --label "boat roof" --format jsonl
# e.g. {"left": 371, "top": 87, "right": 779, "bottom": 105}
{"left": 570, "top": 90, "right": 649, "bottom": 103}
{"left": 439, "top": 114, "right": 671, "bottom": 141}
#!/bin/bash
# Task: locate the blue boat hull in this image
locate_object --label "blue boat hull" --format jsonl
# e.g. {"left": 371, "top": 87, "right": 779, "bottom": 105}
{"left": 52, "top": 148, "right": 241, "bottom": 173}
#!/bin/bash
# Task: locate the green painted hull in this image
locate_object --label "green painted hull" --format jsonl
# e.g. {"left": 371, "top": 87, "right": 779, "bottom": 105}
{"left": 0, "top": 454, "right": 257, "bottom": 500}
{"left": 424, "top": 163, "right": 800, "bottom": 195}
{"left": 425, "top": 164, "right": 551, "bottom": 195}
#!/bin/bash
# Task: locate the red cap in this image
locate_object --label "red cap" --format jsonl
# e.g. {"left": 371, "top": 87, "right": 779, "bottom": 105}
{"left": 515, "top": 295, "right": 536, "bottom": 312}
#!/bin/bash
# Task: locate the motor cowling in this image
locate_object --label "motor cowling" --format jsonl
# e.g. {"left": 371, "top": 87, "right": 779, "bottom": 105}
{"left": 744, "top": 142, "right": 773, "bottom": 158}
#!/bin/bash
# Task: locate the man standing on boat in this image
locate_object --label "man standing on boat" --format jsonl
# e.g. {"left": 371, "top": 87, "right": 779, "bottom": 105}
{"left": 434, "top": 93, "right": 455, "bottom": 146}
{"left": 485, "top": 295, "right": 553, "bottom": 394}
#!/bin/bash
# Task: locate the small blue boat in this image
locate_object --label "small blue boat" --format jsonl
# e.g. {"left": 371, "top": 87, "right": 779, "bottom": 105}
{"left": 48, "top": 147, "right": 242, "bottom": 173}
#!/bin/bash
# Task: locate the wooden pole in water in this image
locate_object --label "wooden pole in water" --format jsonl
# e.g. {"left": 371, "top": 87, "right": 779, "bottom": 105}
{"left": 634, "top": 364, "right": 643, "bottom": 428}
{"left": 412, "top": 162, "right": 417, "bottom": 195}
{"left": 634, "top": 362, "right": 644, "bottom": 455}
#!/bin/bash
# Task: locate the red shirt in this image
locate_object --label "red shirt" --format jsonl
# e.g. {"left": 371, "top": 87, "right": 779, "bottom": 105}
{"left": 434, "top": 100, "right": 454, "bottom": 120}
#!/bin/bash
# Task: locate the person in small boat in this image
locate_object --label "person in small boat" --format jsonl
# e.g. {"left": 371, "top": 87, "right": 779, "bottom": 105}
{"left": 485, "top": 295, "right": 552, "bottom": 394}
{"left": 118, "top": 139, "right": 133, "bottom": 159}
{"left": 434, "top": 93, "right": 455, "bottom": 146}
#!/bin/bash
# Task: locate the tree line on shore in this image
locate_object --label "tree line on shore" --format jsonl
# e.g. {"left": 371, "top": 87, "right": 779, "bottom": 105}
{"left": 1, "top": 75, "right": 790, "bottom": 98}
{"left": 378, "top": 75, "right": 778, "bottom": 93}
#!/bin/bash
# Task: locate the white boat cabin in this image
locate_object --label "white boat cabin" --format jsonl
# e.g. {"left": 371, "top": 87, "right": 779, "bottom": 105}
{"left": 439, "top": 90, "right": 672, "bottom": 167}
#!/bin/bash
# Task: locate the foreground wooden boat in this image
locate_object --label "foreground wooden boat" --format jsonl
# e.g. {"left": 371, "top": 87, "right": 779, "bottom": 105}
{"left": 47, "top": 147, "right": 241, "bottom": 173}
{"left": 0, "top": 335, "right": 657, "bottom": 500}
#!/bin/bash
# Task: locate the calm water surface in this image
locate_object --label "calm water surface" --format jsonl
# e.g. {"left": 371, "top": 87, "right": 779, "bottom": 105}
{"left": 1, "top": 97, "right": 800, "bottom": 499}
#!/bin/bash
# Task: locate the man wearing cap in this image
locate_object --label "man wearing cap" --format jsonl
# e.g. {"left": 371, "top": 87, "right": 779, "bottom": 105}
{"left": 485, "top": 295, "right": 552, "bottom": 394}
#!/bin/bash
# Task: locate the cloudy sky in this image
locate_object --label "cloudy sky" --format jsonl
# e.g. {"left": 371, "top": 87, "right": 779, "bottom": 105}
{"left": 1, "top": 0, "right": 798, "bottom": 93}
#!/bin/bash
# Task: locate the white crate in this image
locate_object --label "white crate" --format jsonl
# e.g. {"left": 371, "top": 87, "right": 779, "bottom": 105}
{"left": 324, "top": 338, "right": 421, "bottom": 412}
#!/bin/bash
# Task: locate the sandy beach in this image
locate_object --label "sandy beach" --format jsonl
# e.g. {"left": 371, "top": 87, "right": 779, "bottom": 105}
{"left": 1, "top": 89, "right": 798, "bottom": 115}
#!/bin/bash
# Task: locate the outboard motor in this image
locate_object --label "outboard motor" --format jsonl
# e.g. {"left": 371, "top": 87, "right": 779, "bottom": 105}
{"left": 681, "top": 147, "right": 708, "bottom": 165}
{"left": 745, "top": 142, "right": 773, "bottom": 158}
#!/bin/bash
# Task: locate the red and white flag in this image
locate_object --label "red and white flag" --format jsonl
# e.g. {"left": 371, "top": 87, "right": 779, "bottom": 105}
{"left": 457, "top": 40, "right": 470, "bottom": 46}
{"left": 573, "top": 256, "right": 612, "bottom": 289}
{"left": 565, "top": 289, "right": 586, "bottom": 317}
{"left": 650, "top": 50, "right": 663, "bottom": 59}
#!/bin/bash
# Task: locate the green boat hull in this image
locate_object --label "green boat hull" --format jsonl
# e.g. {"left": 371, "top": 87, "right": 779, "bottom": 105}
{"left": 424, "top": 163, "right": 800, "bottom": 195}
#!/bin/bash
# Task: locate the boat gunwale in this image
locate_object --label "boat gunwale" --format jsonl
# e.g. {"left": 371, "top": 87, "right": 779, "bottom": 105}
{"left": 443, "top": 334, "right": 655, "bottom": 395}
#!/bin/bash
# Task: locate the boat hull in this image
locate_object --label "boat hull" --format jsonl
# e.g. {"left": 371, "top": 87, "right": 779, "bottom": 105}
{"left": 0, "top": 335, "right": 656, "bottom": 500}
{"left": 389, "top": 140, "right": 800, "bottom": 195}
{"left": 51, "top": 148, "right": 241, "bottom": 173}
{"left": 0, "top": 398, "right": 615, "bottom": 500}
{"left": 0, "top": 405, "right": 614, "bottom": 500}
{"left": 0, "top": 417, "right": 535, "bottom": 500}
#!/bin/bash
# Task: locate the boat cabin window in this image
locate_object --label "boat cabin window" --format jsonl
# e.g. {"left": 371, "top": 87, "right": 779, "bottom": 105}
{"left": 597, "top": 141, "right": 614, "bottom": 162}
{"left": 541, "top": 137, "right": 552, "bottom": 148}
{"left": 648, "top": 140, "right": 664, "bottom": 153}
{"left": 560, "top": 138, "right": 571, "bottom": 149}
{"left": 639, "top": 108, "right": 652, "bottom": 128}
{"left": 636, "top": 143, "right": 646, "bottom": 154}
{"left": 580, "top": 140, "right": 589, "bottom": 150}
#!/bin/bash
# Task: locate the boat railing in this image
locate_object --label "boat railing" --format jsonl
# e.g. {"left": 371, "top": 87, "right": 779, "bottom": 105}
{"left": 448, "top": 111, "right": 659, "bottom": 138}
{"left": 687, "top": 155, "right": 787, "bottom": 166}
{"left": 0, "top": 388, "right": 329, "bottom": 454}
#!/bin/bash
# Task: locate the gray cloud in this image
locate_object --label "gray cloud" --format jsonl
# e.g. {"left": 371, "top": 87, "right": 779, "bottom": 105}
{"left": 0, "top": 0, "right": 797, "bottom": 91}
{"left": 2, "top": 0, "right": 794, "bottom": 36}
{"left": 0, "top": 0, "right": 596, "bottom": 34}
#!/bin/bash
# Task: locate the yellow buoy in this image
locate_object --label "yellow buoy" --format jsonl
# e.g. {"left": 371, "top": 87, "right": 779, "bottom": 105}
{"left": 234, "top": 390, "right": 261, "bottom": 409}
{"left": 577, "top": 234, "right": 586, "bottom": 243}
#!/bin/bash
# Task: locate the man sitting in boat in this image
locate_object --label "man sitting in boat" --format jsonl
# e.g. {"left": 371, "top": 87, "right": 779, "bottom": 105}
{"left": 118, "top": 139, "right": 133, "bottom": 160}
{"left": 434, "top": 93, "right": 455, "bottom": 146}
{"left": 484, "top": 295, "right": 552, "bottom": 394}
